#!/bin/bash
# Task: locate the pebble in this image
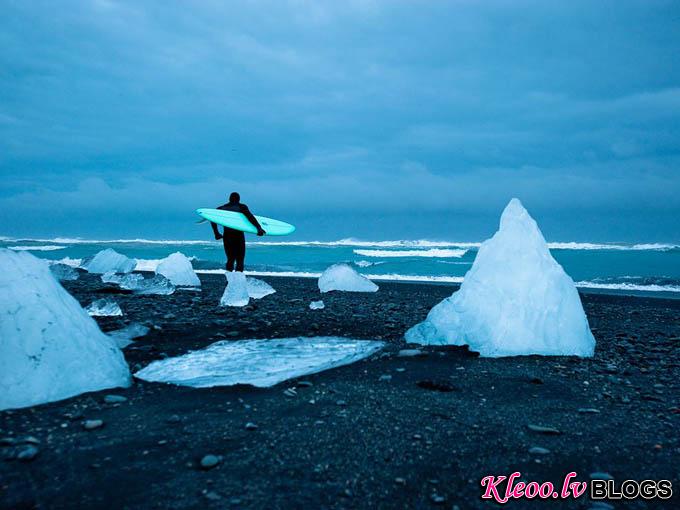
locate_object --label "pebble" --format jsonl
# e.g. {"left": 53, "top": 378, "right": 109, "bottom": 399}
{"left": 587, "top": 503, "right": 614, "bottom": 510}
{"left": 245, "top": 422, "right": 258, "bottom": 431}
{"left": 395, "top": 367, "right": 406, "bottom": 372}
{"left": 283, "top": 388, "right": 297, "bottom": 397}
{"left": 589, "top": 472, "right": 614, "bottom": 480}
{"left": 104, "top": 395, "right": 128, "bottom": 404}
{"left": 527, "top": 424, "right": 561, "bottom": 435}
{"left": 394, "top": 477, "right": 406, "bottom": 485}
{"left": 528, "top": 446, "right": 551, "bottom": 455}
{"left": 397, "top": 349, "right": 425, "bottom": 357}
{"left": 416, "top": 380, "right": 456, "bottom": 392}
{"left": 203, "top": 491, "right": 221, "bottom": 501}
{"left": 336, "top": 400, "right": 347, "bottom": 407}
{"left": 296, "top": 381, "right": 313, "bottom": 388}
{"left": 200, "top": 454, "right": 221, "bottom": 470}
{"left": 578, "top": 408, "right": 601, "bottom": 414}
{"left": 379, "top": 375, "right": 392, "bottom": 381}
{"left": 166, "top": 415, "right": 181, "bottom": 424}
{"left": 16, "top": 445, "right": 40, "bottom": 462}
{"left": 430, "top": 493, "right": 446, "bottom": 504}
{"left": 83, "top": 419, "right": 104, "bottom": 430}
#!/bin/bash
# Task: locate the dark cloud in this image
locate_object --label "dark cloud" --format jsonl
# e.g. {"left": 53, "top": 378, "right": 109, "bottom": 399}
{"left": 1, "top": 0, "right": 679, "bottom": 240}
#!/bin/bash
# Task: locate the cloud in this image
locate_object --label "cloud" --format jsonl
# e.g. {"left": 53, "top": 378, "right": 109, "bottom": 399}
{"left": 0, "top": 0, "right": 679, "bottom": 240}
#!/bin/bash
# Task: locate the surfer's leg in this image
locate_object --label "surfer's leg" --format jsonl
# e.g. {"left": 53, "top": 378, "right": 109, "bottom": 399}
{"left": 235, "top": 234, "right": 246, "bottom": 272}
{"left": 224, "top": 236, "right": 235, "bottom": 272}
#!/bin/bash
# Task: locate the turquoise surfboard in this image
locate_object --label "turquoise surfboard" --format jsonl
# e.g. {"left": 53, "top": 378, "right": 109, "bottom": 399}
{"left": 196, "top": 208, "right": 296, "bottom": 236}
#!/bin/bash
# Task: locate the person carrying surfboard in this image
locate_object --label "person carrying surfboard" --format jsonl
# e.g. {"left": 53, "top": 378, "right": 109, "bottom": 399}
{"left": 210, "top": 192, "right": 265, "bottom": 272}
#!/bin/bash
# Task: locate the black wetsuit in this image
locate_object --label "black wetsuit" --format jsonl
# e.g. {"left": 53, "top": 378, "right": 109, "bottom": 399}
{"left": 211, "top": 201, "right": 263, "bottom": 272}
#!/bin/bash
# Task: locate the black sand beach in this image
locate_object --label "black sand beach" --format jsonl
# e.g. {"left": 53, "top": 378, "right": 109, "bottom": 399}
{"left": 1, "top": 273, "right": 679, "bottom": 509}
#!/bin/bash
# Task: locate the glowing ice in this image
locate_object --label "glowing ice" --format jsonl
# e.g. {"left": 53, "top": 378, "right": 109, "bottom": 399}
{"left": 220, "top": 272, "right": 249, "bottom": 307}
{"left": 247, "top": 277, "right": 276, "bottom": 299}
{"left": 318, "top": 263, "right": 378, "bottom": 293}
{"left": 405, "top": 199, "right": 595, "bottom": 357}
{"left": 102, "top": 272, "right": 174, "bottom": 295}
{"left": 83, "top": 248, "right": 136, "bottom": 274}
{"left": 134, "top": 337, "right": 384, "bottom": 388}
{"left": 156, "top": 252, "right": 201, "bottom": 287}
{"left": 0, "top": 250, "right": 130, "bottom": 410}
{"left": 86, "top": 298, "right": 123, "bottom": 317}
{"left": 50, "top": 263, "right": 79, "bottom": 281}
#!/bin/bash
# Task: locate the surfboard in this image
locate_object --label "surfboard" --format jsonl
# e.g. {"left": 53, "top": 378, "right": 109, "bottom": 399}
{"left": 196, "top": 208, "right": 296, "bottom": 236}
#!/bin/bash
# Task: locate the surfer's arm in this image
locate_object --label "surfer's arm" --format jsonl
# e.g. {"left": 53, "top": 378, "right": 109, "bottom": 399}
{"left": 241, "top": 205, "right": 266, "bottom": 236}
{"left": 210, "top": 222, "right": 222, "bottom": 240}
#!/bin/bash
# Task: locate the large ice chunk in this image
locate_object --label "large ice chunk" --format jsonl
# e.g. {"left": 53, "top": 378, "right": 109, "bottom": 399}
{"left": 247, "top": 277, "right": 276, "bottom": 299}
{"left": 220, "top": 272, "right": 249, "bottom": 307}
{"left": 405, "top": 199, "right": 595, "bottom": 357}
{"left": 86, "top": 298, "right": 123, "bottom": 317}
{"left": 83, "top": 248, "right": 136, "bottom": 274}
{"left": 318, "top": 263, "right": 379, "bottom": 293}
{"left": 135, "top": 337, "right": 384, "bottom": 388}
{"left": 155, "top": 252, "right": 201, "bottom": 287}
{"left": 0, "top": 250, "right": 131, "bottom": 410}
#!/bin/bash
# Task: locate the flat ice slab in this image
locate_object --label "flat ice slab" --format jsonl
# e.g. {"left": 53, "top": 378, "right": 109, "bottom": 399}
{"left": 156, "top": 252, "right": 201, "bottom": 287}
{"left": 318, "top": 263, "right": 379, "bottom": 293}
{"left": 405, "top": 199, "right": 595, "bottom": 357}
{"left": 83, "top": 248, "right": 136, "bottom": 274}
{"left": 0, "top": 250, "right": 130, "bottom": 410}
{"left": 135, "top": 337, "right": 384, "bottom": 388}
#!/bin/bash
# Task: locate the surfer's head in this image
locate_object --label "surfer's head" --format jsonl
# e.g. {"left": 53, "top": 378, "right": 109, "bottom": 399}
{"left": 229, "top": 192, "right": 240, "bottom": 203}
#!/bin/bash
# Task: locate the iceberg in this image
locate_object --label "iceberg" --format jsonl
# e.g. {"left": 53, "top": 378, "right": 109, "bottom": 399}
{"left": 220, "top": 272, "right": 250, "bottom": 307}
{"left": 50, "top": 263, "right": 79, "bottom": 281}
{"left": 405, "top": 199, "right": 595, "bottom": 357}
{"left": 0, "top": 250, "right": 130, "bottom": 410}
{"left": 83, "top": 248, "right": 136, "bottom": 274}
{"left": 247, "top": 277, "right": 276, "bottom": 299}
{"left": 318, "top": 263, "right": 379, "bottom": 293}
{"left": 108, "top": 323, "right": 150, "bottom": 349}
{"left": 86, "top": 298, "right": 123, "bottom": 317}
{"left": 135, "top": 337, "right": 384, "bottom": 388}
{"left": 133, "top": 274, "right": 175, "bottom": 295}
{"left": 155, "top": 252, "right": 201, "bottom": 287}
{"left": 309, "top": 300, "right": 325, "bottom": 310}
{"left": 102, "top": 272, "right": 175, "bottom": 295}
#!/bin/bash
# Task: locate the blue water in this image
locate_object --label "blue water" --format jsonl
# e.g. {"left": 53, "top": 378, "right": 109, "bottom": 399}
{"left": 2, "top": 237, "right": 679, "bottom": 297}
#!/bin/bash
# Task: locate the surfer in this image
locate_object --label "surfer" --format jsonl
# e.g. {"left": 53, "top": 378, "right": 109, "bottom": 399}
{"left": 211, "top": 192, "right": 266, "bottom": 272}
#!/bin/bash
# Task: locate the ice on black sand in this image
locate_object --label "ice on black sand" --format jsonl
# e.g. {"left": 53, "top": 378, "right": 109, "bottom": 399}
{"left": 405, "top": 198, "right": 595, "bottom": 357}
{"left": 135, "top": 337, "right": 384, "bottom": 388}
{"left": 0, "top": 249, "right": 130, "bottom": 411}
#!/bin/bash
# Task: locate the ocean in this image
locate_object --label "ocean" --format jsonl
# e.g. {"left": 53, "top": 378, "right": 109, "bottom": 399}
{"left": 1, "top": 237, "right": 679, "bottom": 298}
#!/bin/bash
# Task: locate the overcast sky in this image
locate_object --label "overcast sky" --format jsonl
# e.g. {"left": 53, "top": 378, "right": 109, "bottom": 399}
{"left": 1, "top": 0, "right": 679, "bottom": 241}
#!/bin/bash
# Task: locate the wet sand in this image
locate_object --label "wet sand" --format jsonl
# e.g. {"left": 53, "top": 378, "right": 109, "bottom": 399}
{"left": 1, "top": 273, "right": 679, "bottom": 509}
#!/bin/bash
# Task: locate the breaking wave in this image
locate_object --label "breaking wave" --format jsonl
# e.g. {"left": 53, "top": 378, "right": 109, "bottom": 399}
{"left": 353, "top": 249, "right": 467, "bottom": 258}
{"left": 8, "top": 245, "right": 67, "bottom": 251}
{"left": 2, "top": 236, "right": 677, "bottom": 251}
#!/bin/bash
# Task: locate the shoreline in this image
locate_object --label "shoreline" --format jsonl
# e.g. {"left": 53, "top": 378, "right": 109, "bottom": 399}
{"left": 2, "top": 272, "right": 679, "bottom": 509}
